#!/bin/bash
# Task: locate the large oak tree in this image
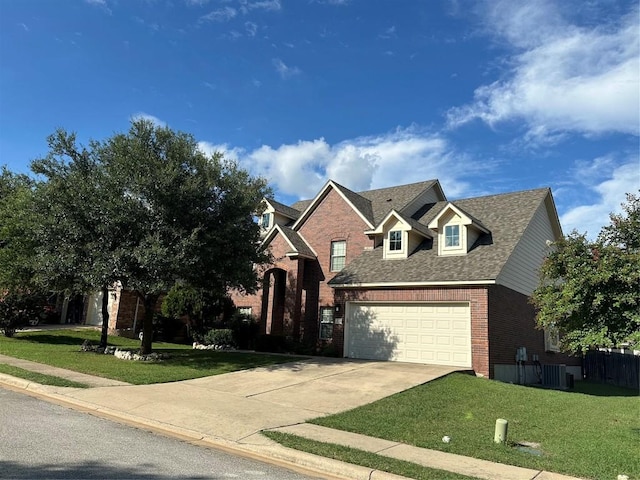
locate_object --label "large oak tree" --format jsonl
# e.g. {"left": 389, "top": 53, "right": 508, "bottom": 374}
{"left": 30, "top": 120, "right": 269, "bottom": 353}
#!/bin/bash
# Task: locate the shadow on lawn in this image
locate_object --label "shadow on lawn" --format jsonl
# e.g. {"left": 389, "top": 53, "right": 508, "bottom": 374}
{"left": 15, "top": 334, "right": 86, "bottom": 346}
{"left": 152, "top": 349, "right": 309, "bottom": 371}
{"left": 570, "top": 381, "right": 639, "bottom": 397}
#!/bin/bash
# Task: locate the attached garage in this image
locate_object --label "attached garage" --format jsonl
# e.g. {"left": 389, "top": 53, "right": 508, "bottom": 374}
{"left": 344, "top": 302, "right": 472, "bottom": 367}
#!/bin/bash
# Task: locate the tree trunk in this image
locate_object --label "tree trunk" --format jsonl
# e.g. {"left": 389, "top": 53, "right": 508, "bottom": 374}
{"left": 99, "top": 285, "right": 109, "bottom": 349}
{"left": 140, "top": 293, "right": 158, "bottom": 355}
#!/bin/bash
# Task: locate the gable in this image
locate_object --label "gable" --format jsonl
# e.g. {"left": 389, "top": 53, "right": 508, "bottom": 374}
{"left": 292, "top": 181, "right": 374, "bottom": 231}
{"left": 496, "top": 192, "right": 561, "bottom": 295}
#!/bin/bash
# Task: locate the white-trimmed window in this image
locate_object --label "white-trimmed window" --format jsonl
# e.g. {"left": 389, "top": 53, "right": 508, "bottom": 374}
{"left": 444, "top": 225, "right": 460, "bottom": 248}
{"left": 260, "top": 213, "right": 271, "bottom": 229}
{"left": 330, "top": 240, "right": 346, "bottom": 272}
{"left": 319, "top": 307, "right": 334, "bottom": 340}
{"left": 389, "top": 230, "right": 402, "bottom": 251}
{"left": 237, "top": 307, "right": 252, "bottom": 316}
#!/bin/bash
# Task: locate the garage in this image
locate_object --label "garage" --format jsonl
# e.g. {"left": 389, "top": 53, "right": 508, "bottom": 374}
{"left": 344, "top": 302, "right": 472, "bottom": 367}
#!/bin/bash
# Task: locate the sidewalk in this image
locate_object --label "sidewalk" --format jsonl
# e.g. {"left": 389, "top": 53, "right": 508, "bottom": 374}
{"left": 0, "top": 357, "right": 584, "bottom": 480}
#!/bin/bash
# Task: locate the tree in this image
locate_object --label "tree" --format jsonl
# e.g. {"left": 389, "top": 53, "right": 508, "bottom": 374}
{"left": 0, "top": 169, "right": 46, "bottom": 337}
{"left": 31, "top": 120, "right": 270, "bottom": 354}
{"left": 532, "top": 193, "right": 640, "bottom": 354}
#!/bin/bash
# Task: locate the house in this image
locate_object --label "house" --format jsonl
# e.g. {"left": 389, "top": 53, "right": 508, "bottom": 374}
{"left": 230, "top": 179, "right": 581, "bottom": 382}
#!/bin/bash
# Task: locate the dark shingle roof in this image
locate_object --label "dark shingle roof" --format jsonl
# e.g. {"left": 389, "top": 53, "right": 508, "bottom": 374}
{"left": 359, "top": 180, "right": 439, "bottom": 225}
{"left": 266, "top": 198, "right": 301, "bottom": 220}
{"left": 332, "top": 182, "right": 374, "bottom": 225}
{"left": 289, "top": 179, "right": 438, "bottom": 228}
{"left": 329, "top": 188, "right": 550, "bottom": 285}
{"left": 278, "top": 226, "right": 316, "bottom": 258}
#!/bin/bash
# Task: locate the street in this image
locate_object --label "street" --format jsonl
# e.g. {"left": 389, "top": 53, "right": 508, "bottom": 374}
{"left": 0, "top": 387, "right": 323, "bottom": 480}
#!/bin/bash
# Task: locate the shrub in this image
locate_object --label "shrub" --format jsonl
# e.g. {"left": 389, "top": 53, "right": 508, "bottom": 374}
{"left": 0, "top": 290, "right": 44, "bottom": 337}
{"left": 226, "top": 313, "right": 260, "bottom": 349}
{"left": 201, "top": 328, "right": 236, "bottom": 347}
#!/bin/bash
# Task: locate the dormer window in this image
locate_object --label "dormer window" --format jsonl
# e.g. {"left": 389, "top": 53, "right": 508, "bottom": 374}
{"left": 389, "top": 230, "right": 402, "bottom": 251}
{"left": 445, "top": 225, "right": 460, "bottom": 248}
{"left": 260, "top": 213, "right": 271, "bottom": 229}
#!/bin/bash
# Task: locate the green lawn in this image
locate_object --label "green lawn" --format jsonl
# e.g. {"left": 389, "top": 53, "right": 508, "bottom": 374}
{"left": 309, "top": 373, "right": 639, "bottom": 480}
{"left": 264, "top": 431, "right": 479, "bottom": 480}
{"left": 0, "top": 363, "right": 89, "bottom": 388}
{"left": 0, "top": 329, "right": 305, "bottom": 385}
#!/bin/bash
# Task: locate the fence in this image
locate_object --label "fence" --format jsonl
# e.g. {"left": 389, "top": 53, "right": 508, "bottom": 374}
{"left": 583, "top": 350, "right": 639, "bottom": 390}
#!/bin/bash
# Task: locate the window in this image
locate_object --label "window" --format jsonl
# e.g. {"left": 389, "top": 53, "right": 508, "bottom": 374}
{"left": 260, "top": 213, "right": 271, "bottom": 229}
{"left": 237, "top": 307, "right": 252, "bottom": 317}
{"left": 330, "top": 240, "right": 346, "bottom": 271}
{"left": 319, "top": 307, "right": 334, "bottom": 340}
{"left": 389, "top": 230, "right": 402, "bottom": 251}
{"left": 444, "top": 225, "right": 460, "bottom": 248}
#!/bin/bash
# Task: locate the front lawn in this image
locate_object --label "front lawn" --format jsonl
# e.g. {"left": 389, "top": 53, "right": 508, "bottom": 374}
{"left": 0, "top": 364, "right": 89, "bottom": 388}
{"left": 310, "top": 373, "right": 639, "bottom": 480}
{"left": 0, "top": 329, "right": 305, "bottom": 385}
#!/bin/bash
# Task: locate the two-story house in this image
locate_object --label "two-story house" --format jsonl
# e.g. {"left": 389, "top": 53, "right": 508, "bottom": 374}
{"left": 231, "top": 178, "right": 580, "bottom": 382}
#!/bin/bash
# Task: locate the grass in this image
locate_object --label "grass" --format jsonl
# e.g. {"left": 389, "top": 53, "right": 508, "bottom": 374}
{"left": 0, "top": 363, "right": 89, "bottom": 388}
{"left": 0, "top": 329, "right": 305, "bottom": 385}
{"left": 308, "top": 373, "right": 639, "bottom": 480}
{"left": 264, "top": 431, "right": 479, "bottom": 480}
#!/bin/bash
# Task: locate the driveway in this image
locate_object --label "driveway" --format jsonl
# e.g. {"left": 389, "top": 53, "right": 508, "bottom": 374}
{"left": 59, "top": 358, "right": 460, "bottom": 444}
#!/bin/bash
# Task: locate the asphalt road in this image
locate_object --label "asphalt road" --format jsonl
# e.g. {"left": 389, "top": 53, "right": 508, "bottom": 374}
{"left": 0, "top": 387, "right": 323, "bottom": 480}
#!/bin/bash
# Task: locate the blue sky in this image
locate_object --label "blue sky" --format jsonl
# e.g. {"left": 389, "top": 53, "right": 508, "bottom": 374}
{"left": 1, "top": 0, "right": 638, "bottom": 238}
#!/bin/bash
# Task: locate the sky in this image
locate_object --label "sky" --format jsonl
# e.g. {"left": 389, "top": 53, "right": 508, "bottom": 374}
{"left": 0, "top": 0, "right": 638, "bottom": 238}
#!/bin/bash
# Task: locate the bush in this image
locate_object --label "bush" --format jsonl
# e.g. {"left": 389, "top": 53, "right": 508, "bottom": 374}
{"left": 226, "top": 313, "right": 260, "bottom": 349}
{"left": 198, "top": 328, "right": 236, "bottom": 348}
{"left": 0, "top": 290, "right": 44, "bottom": 337}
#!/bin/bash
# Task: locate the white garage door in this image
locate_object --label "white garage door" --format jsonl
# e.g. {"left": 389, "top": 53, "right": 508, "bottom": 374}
{"left": 345, "top": 302, "right": 471, "bottom": 367}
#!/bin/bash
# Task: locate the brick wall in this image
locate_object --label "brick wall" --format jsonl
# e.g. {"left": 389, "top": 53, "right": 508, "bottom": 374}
{"left": 230, "top": 187, "right": 373, "bottom": 343}
{"left": 487, "top": 284, "right": 580, "bottom": 377}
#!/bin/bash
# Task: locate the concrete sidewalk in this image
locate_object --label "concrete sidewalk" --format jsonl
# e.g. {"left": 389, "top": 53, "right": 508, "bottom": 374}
{"left": 0, "top": 356, "right": 585, "bottom": 480}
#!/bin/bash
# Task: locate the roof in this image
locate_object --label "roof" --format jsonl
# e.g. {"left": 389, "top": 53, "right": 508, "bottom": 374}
{"left": 265, "top": 198, "right": 301, "bottom": 220}
{"left": 329, "top": 188, "right": 551, "bottom": 286}
{"left": 262, "top": 224, "right": 316, "bottom": 259}
{"left": 359, "top": 179, "right": 440, "bottom": 225}
{"left": 289, "top": 179, "right": 439, "bottom": 228}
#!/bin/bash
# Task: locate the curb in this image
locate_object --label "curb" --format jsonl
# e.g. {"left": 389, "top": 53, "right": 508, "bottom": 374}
{"left": 0, "top": 375, "right": 413, "bottom": 480}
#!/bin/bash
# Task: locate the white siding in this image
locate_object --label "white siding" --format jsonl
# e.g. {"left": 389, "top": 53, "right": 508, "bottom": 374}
{"left": 496, "top": 199, "right": 558, "bottom": 296}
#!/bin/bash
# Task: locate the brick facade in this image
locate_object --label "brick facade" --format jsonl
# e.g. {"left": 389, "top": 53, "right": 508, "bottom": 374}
{"left": 487, "top": 284, "right": 580, "bottom": 377}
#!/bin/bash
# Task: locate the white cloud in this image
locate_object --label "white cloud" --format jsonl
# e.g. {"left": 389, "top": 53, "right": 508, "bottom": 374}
{"left": 245, "top": 21, "right": 257, "bottom": 37}
{"left": 239, "top": 0, "right": 281, "bottom": 14}
{"left": 18, "top": 23, "right": 29, "bottom": 32}
{"left": 447, "top": 1, "right": 639, "bottom": 139}
{"left": 130, "top": 112, "right": 167, "bottom": 128}
{"left": 199, "top": 6, "right": 237, "bottom": 22}
{"left": 85, "top": 0, "right": 112, "bottom": 14}
{"left": 272, "top": 58, "right": 301, "bottom": 79}
{"left": 206, "top": 128, "right": 481, "bottom": 200}
{"left": 559, "top": 157, "right": 640, "bottom": 238}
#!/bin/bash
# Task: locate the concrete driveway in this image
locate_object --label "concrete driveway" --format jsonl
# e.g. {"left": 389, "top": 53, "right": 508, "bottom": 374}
{"left": 60, "top": 358, "right": 460, "bottom": 444}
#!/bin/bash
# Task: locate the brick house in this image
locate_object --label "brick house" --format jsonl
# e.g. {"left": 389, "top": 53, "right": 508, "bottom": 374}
{"left": 230, "top": 179, "right": 580, "bottom": 381}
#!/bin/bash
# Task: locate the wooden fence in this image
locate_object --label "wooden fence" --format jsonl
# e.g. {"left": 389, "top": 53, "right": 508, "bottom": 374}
{"left": 583, "top": 351, "right": 639, "bottom": 390}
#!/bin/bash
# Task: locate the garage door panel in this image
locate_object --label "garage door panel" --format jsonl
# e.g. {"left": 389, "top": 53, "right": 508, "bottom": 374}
{"left": 346, "top": 302, "right": 471, "bottom": 367}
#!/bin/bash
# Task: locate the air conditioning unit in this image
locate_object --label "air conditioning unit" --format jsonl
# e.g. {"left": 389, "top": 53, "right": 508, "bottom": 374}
{"left": 542, "top": 364, "right": 567, "bottom": 389}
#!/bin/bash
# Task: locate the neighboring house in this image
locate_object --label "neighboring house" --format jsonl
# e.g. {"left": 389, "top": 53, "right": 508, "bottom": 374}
{"left": 230, "top": 179, "right": 581, "bottom": 381}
